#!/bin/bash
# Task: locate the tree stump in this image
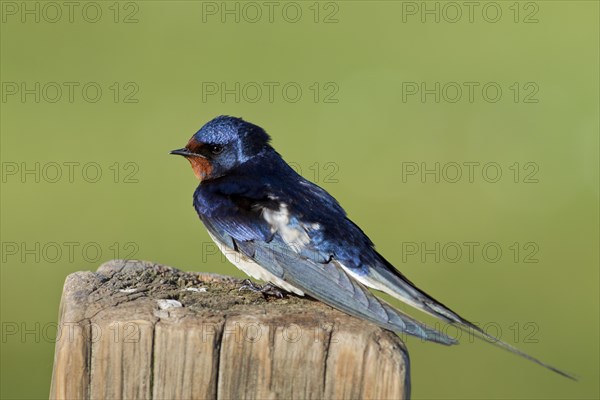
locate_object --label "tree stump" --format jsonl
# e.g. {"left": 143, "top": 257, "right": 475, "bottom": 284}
{"left": 50, "top": 260, "right": 410, "bottom": 399}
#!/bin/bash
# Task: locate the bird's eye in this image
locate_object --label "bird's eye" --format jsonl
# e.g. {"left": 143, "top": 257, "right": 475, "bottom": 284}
{"left": 208, "top": 144, "right": 224, "bottom": 155}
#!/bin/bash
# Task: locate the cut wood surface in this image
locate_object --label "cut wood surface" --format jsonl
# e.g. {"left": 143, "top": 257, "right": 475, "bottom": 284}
{"left": 50, "top": 259, "right": 410, "bottom": 399}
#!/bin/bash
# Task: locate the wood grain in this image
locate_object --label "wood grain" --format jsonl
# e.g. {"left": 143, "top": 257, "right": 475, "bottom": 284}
{"left": 50, "top": 259, "right": 410, "bottom": 399}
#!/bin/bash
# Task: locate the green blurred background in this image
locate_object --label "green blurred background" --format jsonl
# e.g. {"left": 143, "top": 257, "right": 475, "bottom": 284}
{"left": 1, "top": 1, "right": 598, "bottom": 399}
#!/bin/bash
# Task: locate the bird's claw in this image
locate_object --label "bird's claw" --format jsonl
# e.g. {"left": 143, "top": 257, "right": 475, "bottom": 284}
{"left": 260, "top": 283, "right": 285, "bottom": 299}
{"left": 238, "top": 279, "right": 285, "bottom": 299}
{"left": 238, "top": 279, "right": 262, "bottom": 292}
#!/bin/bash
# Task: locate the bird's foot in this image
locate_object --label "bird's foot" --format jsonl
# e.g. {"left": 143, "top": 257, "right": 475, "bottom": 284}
{"left": 238, "top": 279, "right": 262, "bottom": 292}
{"left": 238, "top": 279, "right": 285, "bottom": 299}
{"left": 259, "top": 283, "right": 285, "bottom": 299}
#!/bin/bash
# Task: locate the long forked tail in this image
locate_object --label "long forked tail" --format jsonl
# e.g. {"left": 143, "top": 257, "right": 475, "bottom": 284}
{"left": 429, "top": 301, "right": 578, "bottom": 380}
{"left": 366, "top": 256, "right": 578, "bottom": 380}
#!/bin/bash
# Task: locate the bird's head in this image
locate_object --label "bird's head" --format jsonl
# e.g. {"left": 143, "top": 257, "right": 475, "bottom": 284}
{"left": 170, "top": 116, "right": 271, "bottom": 181}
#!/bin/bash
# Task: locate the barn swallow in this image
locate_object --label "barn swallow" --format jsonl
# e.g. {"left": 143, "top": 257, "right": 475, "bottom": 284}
{"left": 171, "top": 115, "right": 574, "bottom": 380}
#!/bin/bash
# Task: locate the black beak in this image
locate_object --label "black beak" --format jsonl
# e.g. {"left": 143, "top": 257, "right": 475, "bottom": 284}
{"left": 169, "top": 148, "right": 205, "bottom": 158}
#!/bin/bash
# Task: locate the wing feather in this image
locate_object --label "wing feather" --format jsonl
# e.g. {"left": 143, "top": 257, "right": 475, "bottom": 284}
{"left": 232, "top": 236, "right": 457, "bottom": 345}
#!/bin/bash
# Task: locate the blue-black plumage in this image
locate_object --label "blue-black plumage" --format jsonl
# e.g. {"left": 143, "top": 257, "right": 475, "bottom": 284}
{"left": 171, "top": 115, "right": 575, "bottom": 379}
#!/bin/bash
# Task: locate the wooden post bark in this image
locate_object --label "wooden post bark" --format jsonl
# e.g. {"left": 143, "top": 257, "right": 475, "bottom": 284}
{"left": 50, "top": 260, "right": 410, "bottom": 399}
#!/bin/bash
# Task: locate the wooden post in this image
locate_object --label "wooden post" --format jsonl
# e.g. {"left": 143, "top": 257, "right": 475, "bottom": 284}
{"left": 50, "top": 260, "right": 410, "bottom": 399}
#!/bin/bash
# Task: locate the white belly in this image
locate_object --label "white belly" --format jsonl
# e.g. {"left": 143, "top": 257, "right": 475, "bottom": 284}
{"left": 207, "top": 231, "right": 305, "bottom": 296}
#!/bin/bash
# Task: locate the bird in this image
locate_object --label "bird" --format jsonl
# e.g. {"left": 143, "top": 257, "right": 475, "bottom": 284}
{"left": 170, "top": 115, "right": 575, "bottom": 380}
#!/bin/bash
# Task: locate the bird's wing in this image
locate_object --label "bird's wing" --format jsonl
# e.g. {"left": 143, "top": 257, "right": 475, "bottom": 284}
{"left": 201, "top": 215, "right": 457, "bottom": 346}
{"left": 294, "top": 181, "right": 575, "bottom": 378}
